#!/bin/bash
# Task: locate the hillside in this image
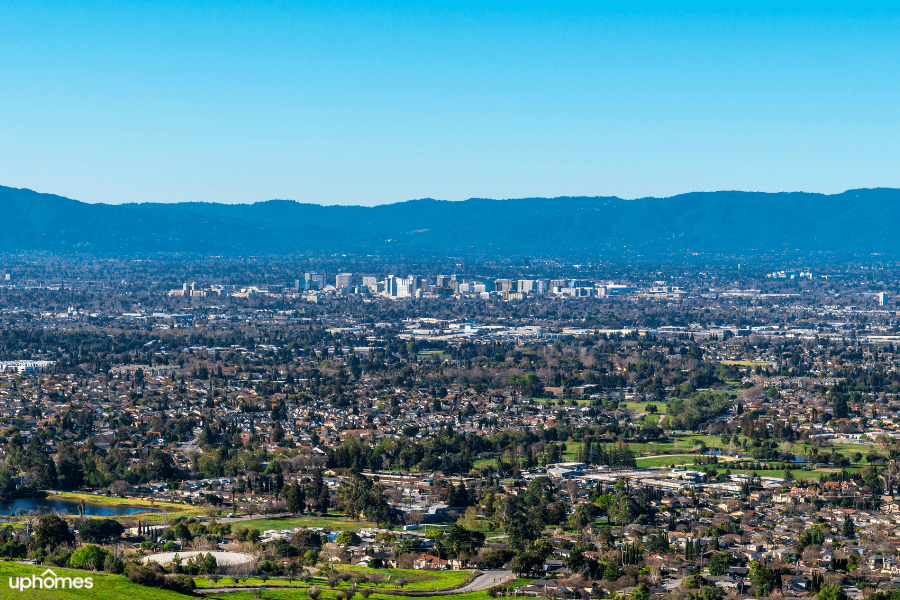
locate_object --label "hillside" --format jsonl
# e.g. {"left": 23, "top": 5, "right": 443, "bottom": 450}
{"left": 1, "top": 185, "right": 898, "bottom": 257}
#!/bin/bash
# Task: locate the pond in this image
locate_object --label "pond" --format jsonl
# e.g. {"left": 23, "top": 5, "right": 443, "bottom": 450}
{"left": 0, "top": 496, "right": 158, "bottom": 518}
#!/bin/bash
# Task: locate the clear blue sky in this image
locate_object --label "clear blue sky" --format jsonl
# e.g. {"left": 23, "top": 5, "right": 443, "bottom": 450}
{"left": 1, "top": 1, "right": 898, "bottom": 205}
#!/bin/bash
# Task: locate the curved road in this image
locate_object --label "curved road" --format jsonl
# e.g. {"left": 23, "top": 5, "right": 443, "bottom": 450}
{"left": 441, "top": 570, "right": 514, "bottom": 594}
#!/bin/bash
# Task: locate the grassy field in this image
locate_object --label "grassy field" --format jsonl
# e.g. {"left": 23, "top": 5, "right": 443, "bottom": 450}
{"left": 530, "top": 397, "right": 592, "bottom": 407}
{"left": 621, "top": 400, "right": 666, "bottom": 413}
{"left": 38, "top": 493, "right": 207, "bottom": 525}
{"left": 0, "top": 562, "right": 189, "bottom": 600}
{"left": 635, "top": 455, "right": 699, "bottom": 468}
{"left": 727, "top": 467, "right": 864, "bottom": 481}
{"left": 203, "top": 583, "right": 538, "bottom": 600}
{"left": 417, "top": 351, "right": 452, "bottom": 360}
{"left": 341, "top": 566, "right": 471, "bottom": 590}
{"left": 721, "top": 360, "right": 771, "bottom": 367}
{"left": 205, "top": 590, "right": 495, "bottom": 600}
{"left": 0, "top": 561, "right": 499, "bottom": 600}
{"left": 195, "top": 566, "right": 471, "bottom": 592}
{"left": 234, "top": 513, "right": 375, "bottom": 533}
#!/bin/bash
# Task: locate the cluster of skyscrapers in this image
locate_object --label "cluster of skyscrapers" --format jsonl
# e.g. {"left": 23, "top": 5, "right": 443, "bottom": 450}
{"left": 299, "top": 273, "right": 631, "bottom": 300}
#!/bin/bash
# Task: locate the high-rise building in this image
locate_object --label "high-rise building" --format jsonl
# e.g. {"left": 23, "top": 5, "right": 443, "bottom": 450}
{"left": 518, "top": 280, "right": 537, "bottom": 293}
{"left": 386, "top": 275, "right": 417, "bottom": 298}
{"left": 494, "top": 279, "right": 514, "bottom": 293}
{"left": 304, "top": 272, "right": 326, "bottom": 290}
{"left": 336, "top": 273, "right": 353, "bottom": 288}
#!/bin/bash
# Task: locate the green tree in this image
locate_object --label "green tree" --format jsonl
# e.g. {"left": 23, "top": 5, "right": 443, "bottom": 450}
{"left": 336, "top": 530, "right": 361, "bottom": 546}
{"left": 631, "top": 582, "right": 650, "bottom": 600}
{"left": 749, "top": 560, "right": 780, "bottom": 597}
{"left": 0, "top": 469, "right": 15, "bottom": 497}
{"left": 32, "top": 514, "right": 74, "bottom": 550}
{"left": 842, "top": 515, "right": 855, "bottom": 539}
{"left": 79, "top": 518, "right": 125, "bottom": 544}
{"left": 569, "top": 503, "right": 598, "bottom": 529}
{"left": 69, "top": 544, "right": 108, "bottom": 571}
{"left": 172, "top": 522, "right": 192, "bottom": 543}
{"left": 709, "top": 552, "right": 729, "bottom": 576}
{"left": 286, "top": 480, "right": 305, "bottom": 514}
{"left": 817, "top": 585, "right": 848, "bottom": 600}
{"left": 446, "top": 523, "right": 485, "bottom": 558}
{"left": 607, "top": 491, "right": 638, "bottom": 525}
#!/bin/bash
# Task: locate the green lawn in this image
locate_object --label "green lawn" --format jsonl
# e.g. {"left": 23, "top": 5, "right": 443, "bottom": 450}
{"left": 721, "top": 360, "right": 771, "bottom": 367}
{"left": 196, "top": 567, "right": 471, "bottom": 592}
{"left": 28, "top": 492, "right": 207, "bottom": 525}
{"left": 205, "top": 588, "right": 497, "bottom": 600}
{"left": 0, "top": 562, "right": 188, "bottom": 600}
{"left": 234, "top": 513, "right": 375, "bottom": 533}
{"left": 635, "top": 455, "right": 699, "bottom": 468}
{"left": 727, "top": 467, "right": 864, "bottom": 481}
{"left": 341, "top": 566, "right": 471, "bottom": 590}
{"left": 0, "top": 561, "right": 529, "bottom": 600}
{"left": 0, "top": 561, "right": 487, "bottom": 600}
{"left": 417, "top": 351, "right": 452, "bottom": 360}
{"left": 621, "top": 400, "right": 666, "bottom": 413}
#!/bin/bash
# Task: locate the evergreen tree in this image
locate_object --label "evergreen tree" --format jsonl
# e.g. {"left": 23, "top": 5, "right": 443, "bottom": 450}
{"left": 842, "top": 514, "right": 856, "bottom": 538}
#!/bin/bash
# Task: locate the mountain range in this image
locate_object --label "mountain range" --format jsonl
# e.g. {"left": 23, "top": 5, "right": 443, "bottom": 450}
{"left": 1, "top": 185, "right": 898, "bottom": 258}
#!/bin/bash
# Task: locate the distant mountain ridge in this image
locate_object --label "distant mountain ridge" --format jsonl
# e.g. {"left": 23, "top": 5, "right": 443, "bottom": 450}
{"left": 1, "top": 185, "right": 899, "bottom": 257}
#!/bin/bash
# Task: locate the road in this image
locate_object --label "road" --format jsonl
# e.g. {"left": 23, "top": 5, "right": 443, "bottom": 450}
{"left": 438, "top": 570, "right": 514, "bottom": 594}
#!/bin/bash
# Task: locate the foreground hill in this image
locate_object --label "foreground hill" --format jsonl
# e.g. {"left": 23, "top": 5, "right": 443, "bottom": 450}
{"left": 1, "top": 185, "right": 898, "bottom": 257}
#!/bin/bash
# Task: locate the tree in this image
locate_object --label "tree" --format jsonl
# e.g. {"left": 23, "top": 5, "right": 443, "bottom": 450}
{"left": 569, "top": 503, "right": 598, "bottom": 529}
{"left": 833, "top": 394, "right": 848, "bottom": 420}
{"left": 0, "top": 469, "right": 15, "bottom": 497}
{"left": 285, "top": 480, "right": 305, "bottom": 514}
{"left": 69, "top": 544, "right": 108, "bottom": 571}
{"left": 79, "top": 518, "right": 125, "bottom": 544}
{"left": 749, "top": 560, "right": 780, "bottom": 597}
{"left": 608, "top": 491, "right": 638, "bottom": 525}
{"left": 202, "top": 552, "right": 218, "bottom": 575}
{"left": 336, "top": 530, "right": 361, "bottom": 546}
{"left": 32, "top": 514, "right": 74, "bottom": 550}
{"left": 55, "top": 444, "right": 84, "bottom": 490}
{"left": 292, "top": 529, "right": 323, "bottom": 551}
{"left": 446, "top": 523, "right": 485, "bottom": 558}
{"left": 631, "top": 583, "right": 650, "bottom": 600}
{"left": 817, "top": 584, "right": 848, "bottom": 600}
{"left": 709, "top": 552, "right": 729, "bottom": 576}
{"left": 172, "top": 522, "right": 192, "bottom": 543}
{"left": 842, "top": 515, "right": 855, "bottom": 539}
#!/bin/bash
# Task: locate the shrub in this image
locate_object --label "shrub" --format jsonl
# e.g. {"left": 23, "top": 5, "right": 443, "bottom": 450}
{"left": 124, "top": 564, "right": 196, "bottom": 594}
{"left": 167, "top": 574, "right": 197, "bottom": 595}
{"left": 69, "top": 544, "right": 108, "bottom": 571}
{"left": 105, "top": 554, "right": 125, "bottom": 574}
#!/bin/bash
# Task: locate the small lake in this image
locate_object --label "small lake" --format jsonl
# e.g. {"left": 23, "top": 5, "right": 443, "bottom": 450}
{"left": 0, "top": 496, "right": 158, "bottom": 518}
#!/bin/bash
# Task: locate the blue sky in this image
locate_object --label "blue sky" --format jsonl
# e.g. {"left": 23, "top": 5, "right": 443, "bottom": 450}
{"left": 1, "top": 1, "right": 898, "bottom": 205}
